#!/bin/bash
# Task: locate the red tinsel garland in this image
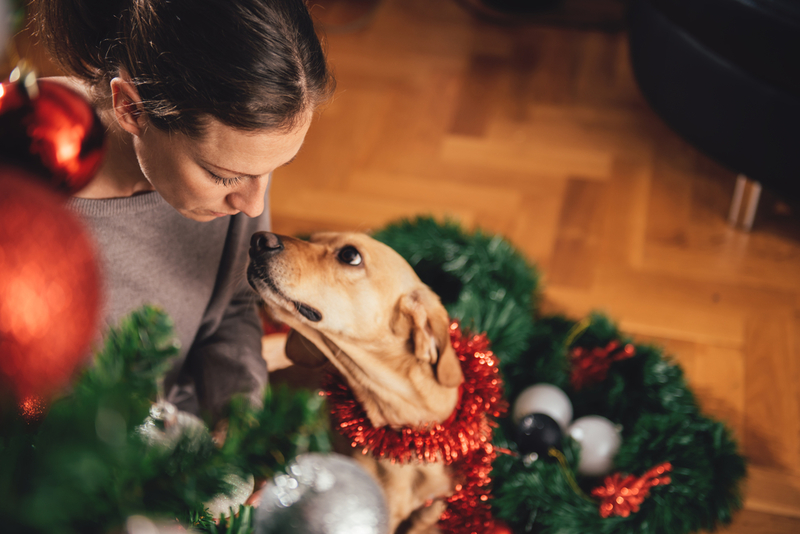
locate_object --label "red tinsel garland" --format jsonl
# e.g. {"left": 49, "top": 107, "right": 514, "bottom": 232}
{"left": 323, "top": 321, "right": 508, "bottom": 534}
{"left": 591, "top": 462, "right": 673, "bottom": 518}
{"left": 570, "top": 340, "right": 636, "bottom": 390}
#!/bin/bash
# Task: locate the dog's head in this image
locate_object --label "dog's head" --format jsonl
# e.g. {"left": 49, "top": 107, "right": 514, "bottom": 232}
{"left": 247, "top": 231, "right": 464, "bottom": 427}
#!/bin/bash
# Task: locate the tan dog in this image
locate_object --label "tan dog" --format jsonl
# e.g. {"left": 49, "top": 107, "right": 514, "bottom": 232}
{"left": 247, "top": 231, "right": 465, "bottom": 533}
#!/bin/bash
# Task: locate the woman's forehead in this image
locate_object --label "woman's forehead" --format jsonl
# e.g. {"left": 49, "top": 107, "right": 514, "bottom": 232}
{"left": 189, "top": 114, "right": 312, "bottom": 174}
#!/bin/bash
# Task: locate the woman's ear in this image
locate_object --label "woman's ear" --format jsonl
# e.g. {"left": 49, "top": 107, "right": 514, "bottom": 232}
{"left": 110, "top": 71, "right": 145, "bottom": 136}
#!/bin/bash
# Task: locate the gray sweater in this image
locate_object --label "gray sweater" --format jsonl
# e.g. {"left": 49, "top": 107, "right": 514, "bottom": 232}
{"left": 68, "top": 191, "right": 268, "bottom": 421}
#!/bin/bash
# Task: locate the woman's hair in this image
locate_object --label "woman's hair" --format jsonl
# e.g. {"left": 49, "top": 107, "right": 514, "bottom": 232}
{"left": 33, "top": 0, "right": 335, "bottom": 136}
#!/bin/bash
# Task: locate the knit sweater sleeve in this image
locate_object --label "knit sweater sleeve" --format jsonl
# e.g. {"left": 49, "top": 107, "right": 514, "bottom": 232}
{"left": 186, "top": 208, "right": 269, "bottom": 423}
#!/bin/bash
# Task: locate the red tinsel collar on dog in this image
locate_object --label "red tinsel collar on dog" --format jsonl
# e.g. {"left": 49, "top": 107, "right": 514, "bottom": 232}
{"left": 323, "top": 321, "right": 508, "bottom": 534}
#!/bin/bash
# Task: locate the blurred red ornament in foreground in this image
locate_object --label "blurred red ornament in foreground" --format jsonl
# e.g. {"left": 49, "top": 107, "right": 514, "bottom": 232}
{"left": 0, "top": 166, "right": 102, "bottom": 401}
{"left": 487, "top": 520, "right": 514, "bottom": 534}
{"left": 0, "top": 77, "right": 105, "bottom": 194}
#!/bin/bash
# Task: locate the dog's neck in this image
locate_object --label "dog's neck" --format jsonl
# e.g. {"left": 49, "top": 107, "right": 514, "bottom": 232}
{"left": 306, "top": 330, "right": 460, "bottom": 429}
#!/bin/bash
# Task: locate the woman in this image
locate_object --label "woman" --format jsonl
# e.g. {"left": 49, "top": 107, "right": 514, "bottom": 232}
{"left": 33, "top": 0, "right": 334, "bottom": 423}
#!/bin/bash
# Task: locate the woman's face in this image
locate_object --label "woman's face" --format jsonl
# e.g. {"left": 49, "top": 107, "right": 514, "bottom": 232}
{"left": 132, "top": 114, "right": 312, "bottom": 222}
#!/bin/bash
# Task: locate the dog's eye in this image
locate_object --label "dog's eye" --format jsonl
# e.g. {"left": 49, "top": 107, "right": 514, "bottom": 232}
{"left": 338, "top": 245, "right": 362, "bottom": 266}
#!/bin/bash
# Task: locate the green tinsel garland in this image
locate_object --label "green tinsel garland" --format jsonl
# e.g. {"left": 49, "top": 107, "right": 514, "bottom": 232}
{"left": 376, "top": 217, "right": 746, "bottom": 534}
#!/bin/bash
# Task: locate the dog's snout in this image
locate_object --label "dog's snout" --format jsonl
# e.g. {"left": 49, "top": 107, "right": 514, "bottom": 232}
{"left": 250, "top": 231, "right": 283, "bottom": 259}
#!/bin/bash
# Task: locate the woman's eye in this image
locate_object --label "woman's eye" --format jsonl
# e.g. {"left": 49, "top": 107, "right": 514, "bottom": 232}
{"left": 337, "top": 246, "right": 362, "bottom": 266}
{"left": 209, "top": 171, "right": 242, "bottom": 188}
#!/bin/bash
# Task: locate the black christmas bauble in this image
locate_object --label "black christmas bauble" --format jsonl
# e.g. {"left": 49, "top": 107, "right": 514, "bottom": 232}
{"left": 516, "top": 412, "right": 562, "bottom": 457}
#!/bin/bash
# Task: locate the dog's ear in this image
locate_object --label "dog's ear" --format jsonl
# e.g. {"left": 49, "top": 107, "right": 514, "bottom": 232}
{"left": 284, "top": 329, "right": 329, "bottom": 368}
{"left": 394, "top": 289, "right": 464, "bottom": 388}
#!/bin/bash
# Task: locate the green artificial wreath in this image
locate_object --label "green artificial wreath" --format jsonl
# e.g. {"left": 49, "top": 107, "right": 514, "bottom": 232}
{"left": 376, "top": 217, "right": 746, "bottom": 534}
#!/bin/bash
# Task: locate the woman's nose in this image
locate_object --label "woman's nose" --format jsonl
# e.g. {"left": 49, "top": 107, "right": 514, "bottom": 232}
{"left": 228, "top": 174, "right": 270, "bottom": 217}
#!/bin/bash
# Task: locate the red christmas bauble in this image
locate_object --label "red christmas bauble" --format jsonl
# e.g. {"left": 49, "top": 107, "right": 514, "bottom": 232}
{"left": 0, "top": 78, "right": 106, "bottom": 194}
{"left": 0, "top": 165, "right": 102, "bottom": 401}
{"left": 488, "top": 520, "right": 515, "bottom": 534}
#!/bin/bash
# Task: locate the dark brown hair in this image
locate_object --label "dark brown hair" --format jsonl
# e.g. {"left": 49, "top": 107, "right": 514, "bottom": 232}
{"left": 33, "top": 0, "right": 335, "bottom": 136}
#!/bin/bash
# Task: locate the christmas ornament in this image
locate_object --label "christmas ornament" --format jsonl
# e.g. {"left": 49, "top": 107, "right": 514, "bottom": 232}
{"left": 205, "top": 473, "right": 256, "bottom": 519}
{"left": 570, "top": 340, "right": 635, "bottom": 390}
{"left": 0, "top": 76, "right": 105, "bottom": 194}
{"left": 324, "top": 321, "right": 507, "bottom": 534}
{"left": 254, "top": 453, "right": 389, "bottom": 534}
{"left": 18, "top": 394, "right": 46, "bottom": 424}
{"left": 136, "top": 401, "right": 211, "bottom": 452}
{"left": 487, "top": 520, "right": 515, "bottom": 534}
{"left": 0, "top": 166, "right": 102, "bottom": 401}
{"left": 511, "top": 382, "right": 573, "bottom": 430}
{"left": 567, "top": 415, "right": 622, "bottom": 477}
{"left": 516, "top": 412, "right": 562, "bottom": 458}
{"left": 591, "top": 462, "right": 673, "bottom": 518}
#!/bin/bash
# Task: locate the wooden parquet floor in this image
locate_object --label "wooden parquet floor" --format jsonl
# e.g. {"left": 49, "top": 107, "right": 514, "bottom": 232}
{"left": 9, "top": 0, "right": 800, "bottom": 530}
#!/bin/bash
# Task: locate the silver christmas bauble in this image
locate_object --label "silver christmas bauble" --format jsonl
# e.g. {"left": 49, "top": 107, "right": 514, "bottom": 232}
{"left": 254, "top": 453, "right": 389, "bottom": 534}
{"left": 568, "top": 415, "right": 622, "bottom": 476}
{"left": 512, "top": 383, "right": 573, "bottom": 431}
{"left": 136, "top": 401, "right": 211, "bottom": 452}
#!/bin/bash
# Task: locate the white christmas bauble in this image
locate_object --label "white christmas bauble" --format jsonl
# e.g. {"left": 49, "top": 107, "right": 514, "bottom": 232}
{"left": 568, "top": 415, "right": 621, "bottom": 477}
{"left": 512, "top": 383, "right": 573, "bottom": 431}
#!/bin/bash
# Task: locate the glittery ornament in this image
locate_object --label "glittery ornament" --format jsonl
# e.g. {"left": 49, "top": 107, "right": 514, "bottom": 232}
{"left": 18, "top": 394, "right": 46, "bottom": 424}
{"left": 0, "top": 76, "right": 105, "bottom": 194}
{"left": 0, "top": 167, "right": 102, "bottom": 402}
{"left": 136, "top": 401, "right": 212, "bottom": 452}
{"left": 570, "top": 341, "right": 635, "bottom": 390}
{"left": 516, "top": 413, "right": 562, "bottom": 457}
{"left": 254, "top": 453, "right": 389, "bottom": 534}
{"left": 324, "top": 321, "right": 508, "bottom": 534}
{"left": 591, "top": 462, "right": 673, "bottom": 518}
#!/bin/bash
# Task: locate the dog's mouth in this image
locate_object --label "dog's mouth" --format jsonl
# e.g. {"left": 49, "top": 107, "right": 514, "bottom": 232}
{"left": 247, "top": 263, "right": 323, "bottom": 323}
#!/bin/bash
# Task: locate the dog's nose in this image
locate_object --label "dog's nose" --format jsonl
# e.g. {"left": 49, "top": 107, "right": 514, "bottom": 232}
{"left": 250, "top": 231, "right": 283, "bottom": 258}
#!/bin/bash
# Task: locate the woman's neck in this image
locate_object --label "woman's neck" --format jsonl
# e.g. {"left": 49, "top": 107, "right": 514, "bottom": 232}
{"left": 74, "top": 125, "right": 155, "bottom": 199}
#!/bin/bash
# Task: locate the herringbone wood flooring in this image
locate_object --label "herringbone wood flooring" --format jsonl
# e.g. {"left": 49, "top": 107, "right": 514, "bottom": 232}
{"left": 10, "top": 0, "right": 800, "bottom": 530}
